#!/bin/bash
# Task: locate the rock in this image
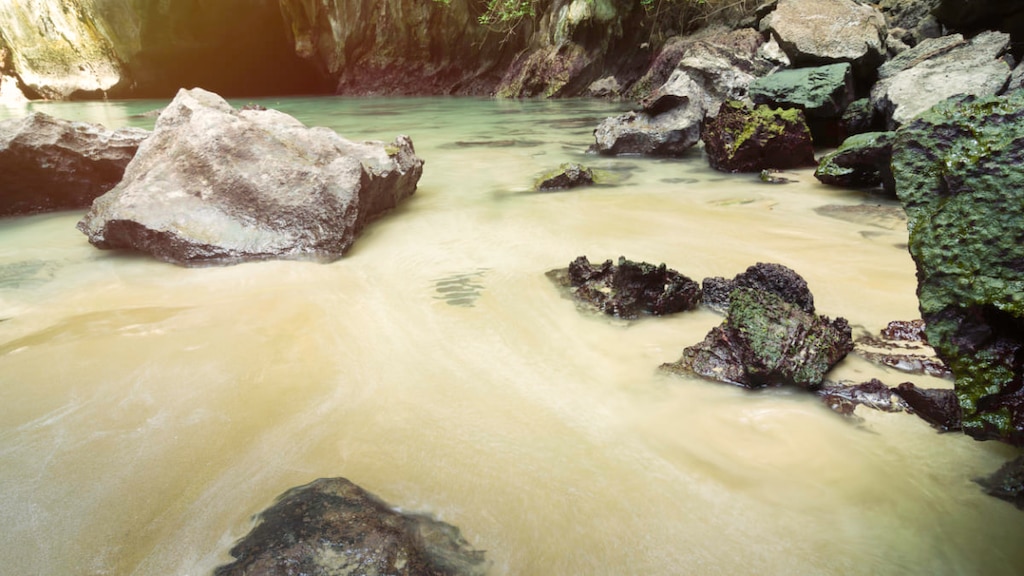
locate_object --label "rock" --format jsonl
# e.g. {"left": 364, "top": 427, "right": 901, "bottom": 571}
{"left": 700, "top": 100, "right": 816, "bottom": 173}
{"left": 934, "top": 0, "right": 1024, "bottom": 56}
{"left": 814, "top": 131, "right": 896, "bottom": 193}
{"left": 548, "top": 256, "right": 701, "bottom": 320}
{"left": 894, "top": 382, "right": 962, "bottom": 432}
{"left": 854, "top": 319, "right": 952, "bottom": 379}
{"left": 1010, "top": 60, "right": 1024, "bottom": 93}
{"left": 840, "top": 98, "right": 882, "bottom": 136}
{"left": 662, "top": 287, "right": 853, "bottom": 390}
{"left": 748, "top": 62, "right": 855, "bottom": 145}
{"left": 818, "top": 379, "right": 908, "bottom": 416}
{"left": 536, "top": 163, "right": 595, "bottom": 191}
{"left": 975, "top": 456, "right": 1024, "bottom": 511}
{"left": 591, "top": 101, "right": 703, "bottom": 156}
{"left": 0, "top": 112, "right": 148, "bottom": 216}
{"left": 871, "top": 31, "right": 1012, "bottom": 128}
{"left": 701, "top": 262, "right": 815, "bottom": 314}
{"left": 891, "top": 90, "right": 1024, "bottom": 445}
{"left": 76, "top": 88, "right": 423, "bottom": 266}
{"left": 594, "top": 28, "right": 770, "bottom": 157}
{"left": 762, "top": 0, "right": 887, "bottom": 79}
{"left": 878, "top": 0, "right": 943, "bottom": 47}
{"left": 587, "top": 76, "right": 622, "bottom": 98}
{"left": 215, "top": 477, "right": 487, "bottom": 576}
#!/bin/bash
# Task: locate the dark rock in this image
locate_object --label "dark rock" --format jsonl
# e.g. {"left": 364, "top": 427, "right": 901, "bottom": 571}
{"left": 934, "top": 0, "right": 1024, "bottom": 59}
{"left": 871, "top": 31, "right": 1012, "bottom": 128}
{"left": 0, "top": 112, "right": 148, "bottom": 216}
{"left": 76, "top": 88, "right": 423, "bottom": 266}
{"left": 550, "top": 255, "right": 701, "bottom": 320}
{"left": 878, "top": 0, "right": 943, "bottom": 47}
{"left": 975, "top": 456, "right": 1024, "bottom": 511}
{"left": 818, "top": 379, "right": 908, "bottom": 416}
{"left": 840, "top": 98, "right": 882, "bottom": 137}
{"left": 854, "top": 319, "right": 952, "bottom": 378}
{"left": 891, "top": 90, "right": 1024, "bottom": 445}
{"left": 762, "top": 0, "right": 887, "bottom": 80}
{"left": 536, "top": 163, "right": 595, "bottom": 191}
{"left": 814, "top": 131, "right": 896, "bottom": 193}
{"left": 894, "top": 382, "right": 962, "bottom": 431}
{"left": 882, "top": 319, "right": 928, "bottom": 341}
{"left": 215, "top": 477, "right": 487, "bottom": 576}
{"left": 701, "top": 262, "right": 815, "bottom": 314}
{"left": 662, "top": 287, "right": 853, "bottom": 390}
{"left": 700, "top": 100, "right": 816, "bottom": 173}
{"left": 749, "top": 62, "right": 855, "bottom": 145}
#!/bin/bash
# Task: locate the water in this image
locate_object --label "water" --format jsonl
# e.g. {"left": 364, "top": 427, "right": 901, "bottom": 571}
{"left": 1, "top": 96, "right": 1022, "bottom": 575}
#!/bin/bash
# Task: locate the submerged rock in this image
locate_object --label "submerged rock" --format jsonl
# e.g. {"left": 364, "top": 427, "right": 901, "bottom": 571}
{"left": 975, "top": 456, "right": 1024, "bottom": 511}
{"left": 818, "top": 379, "right": 908, "bottom": 417}
{"left": 700, "top": 100, "right": 816, "bottom": 173}
{"left": 549, "top": 256, "right": 701, "bottom": 320}
{"left": 77, "top": 88, "right": 423, "bottom": 266}
{"left": 536, "top": 163, "right": 595, "bottom": 191}
{"left": 701, "top": 262, "right": 815, "bottom": 314}
{"left": 0, "top": 112, "right": 148, "bottom": 216}
{"left": 215, "top": 477, "right": 487, "bottom": 576}
{"left": 894, "top": 382, "right": 961, "bottom": 432}
{"left": 854, "top": 319, "right": 952, "bottom": 378}
{"left": 814, "top": 131, "right": 896, "bottom": 193}
{"left": 891, "top": 90, "right": 1024, "bottom": 445}
{"left": 662, "top": 287, "right": 852, "bottom": 389}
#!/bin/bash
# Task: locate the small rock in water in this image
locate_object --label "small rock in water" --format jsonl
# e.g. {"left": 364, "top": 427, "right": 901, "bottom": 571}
{"left": 854, "top": 319, "right": 951, "bottom": 379}
{"left": 702, "top": 262, "right": 815, "bottom": 314}
{"left": 536, "top": 163, "right": 596, "bottom": 191}
{"left": 976, "top": 457, "right": 1024, "bottom": 511}
{"left": 817, "top": 379, "right": 908, "bottom": 416}
{"left": 215, "top": 477, "right": 488, "bottom": 576}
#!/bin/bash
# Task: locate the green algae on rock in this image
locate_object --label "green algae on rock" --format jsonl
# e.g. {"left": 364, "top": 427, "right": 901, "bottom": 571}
{"left": 814, "top": 131, "right": 896, "bottom": 193}
{"left": 891, "top": 91, "right": 1024, "bottom": 445}
{"left": 700, "top": 100, "right": 817, "bottom": 173}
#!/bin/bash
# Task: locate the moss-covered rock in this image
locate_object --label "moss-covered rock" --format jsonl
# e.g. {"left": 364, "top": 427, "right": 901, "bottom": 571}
{"left": 749, "top": 63, "right": 855, "bottom": 146}
{"left": 700, "top": 100, "right": 817, "bottom": 173}
{"left": 535, "top": 163, "right": 595, "bottom": 191}
{"left": 814, "top": 131, "right": 896, "bottom": 193}
{"left": 891, "top": 91, "right": 1024, "bottom": 445}
{"left": 662, "top": 287, "right": 853, "bottom": 389}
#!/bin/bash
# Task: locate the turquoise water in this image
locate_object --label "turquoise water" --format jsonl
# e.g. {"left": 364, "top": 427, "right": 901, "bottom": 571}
{"left": 0, "top": 96, "right": 1021, "bottom": 575}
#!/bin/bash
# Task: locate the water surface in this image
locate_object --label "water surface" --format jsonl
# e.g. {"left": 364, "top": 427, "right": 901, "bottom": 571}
{"left": 1, "top": 96, "right": 1021, "bottom": 575}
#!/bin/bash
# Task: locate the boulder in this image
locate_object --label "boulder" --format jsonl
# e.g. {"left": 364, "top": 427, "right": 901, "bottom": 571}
{"left": 762, "top": 0, "right": 887, "bottom": 78}
{"left": 548, "top": 256, "right": 702, "bottom": 320}
{"left": 700, "top": 100, "right": 816, "bottom": 173}
{"left": 76, "top": 88, "right": 423, "bottom": 266}
{"left": 662, "top": 287, "right": 853, "bottom": 390}
{"left": 891, "top": 90, "right": 1024, "bottom": 445}
{"left": 215, "top": 477, "right": 487, "bottom": 576}
{"left": 878, "top": 0, "right": 942, "bottom": 47}
{"left": 536, "top": 163, "right": 595, "bottom": 191}
{"left": 0, "top": 112, "right": 148, "bottom": 216}
{"left": 814, "top": 131, "right": 896, "bottom": 193}
{"left": 894, "top": 382, "right": 962, "bottom": 432}
{"left": 840, "top": 97, "right": 882, "bottom": 136}
{"left": 975, "top": 456, "right": 1024, "bottom": 511}
{"left": 748, "top": 62, "right": 855, "bottom": 145}
{"left": 871, "top": 31, "right": 1012, "bottom": 128}
{"left": 591, "top": 99, "right": 703, "bottom": 156}
{"left": 701, "top": 262, "right": 815, "bottom": 314}
{"left": 934, "top": 0, "right": 1024, "bottom": 57}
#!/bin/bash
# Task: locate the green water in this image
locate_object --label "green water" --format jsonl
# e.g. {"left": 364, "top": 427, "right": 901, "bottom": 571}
{"left": 0, "top": 96, "right": 1021, "bottom": 575}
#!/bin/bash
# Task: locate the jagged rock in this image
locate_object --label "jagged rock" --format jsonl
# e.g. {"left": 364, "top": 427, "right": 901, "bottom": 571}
{"left": 0, "top": 112, "right": 148, "bottom": 216}
{"left": 748, "top": 62, "right": 855, "bottom": 145}
{"left": 840, "top": 98, "right": 882, "bottom": 137}
{"left": 871, "top": 31, "right": 1012, "bottom": 128}
{"left": 854, "top": 320, "right": 953, "bottom": 379}
{"left": 591, "top": 99, "right": 703, "bottom": 156}
{"left": 818, "top": 379, "right": 908, "bottom": 416}
{"left": 700, "top": 100, "right": 816, "bottom": 173}
{"left": 892, "top": 90, "right": 1024, "bottom": 445}
{"left": 215, "top": 477, "right": 487, "bottom": 576}
{"left": 975, "top": 456, "right": 1024, "bottom": 511}
{"left": 587, "top": 76, "right": 622, "bottom": 98}
{"left": 878, "top": 0, "right": 942, "bottom": 47}
{"left": 894, "top": 382, "right": 961, "bottom": 431}
{"left": 662, "top": 287, "right": 853, "bottom": 389}
{"left": 536, "top": 163, "right": 595, "bottom": 191}
{"left": 548, "top": 256, "right": 701, "bottom": 320}
{"left": 76, "top": 88, "right": 423, "bottom": 266}
{"left": 762, "top": 0, "right": 887, "bottom": 79}
{"left": 814, "top": 131, "right": 896, "bottom": 193}
{"left": 701, "top": 262, "right": 815, "bottom": 314}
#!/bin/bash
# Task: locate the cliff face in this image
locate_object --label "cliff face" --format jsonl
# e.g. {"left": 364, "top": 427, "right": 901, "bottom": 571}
{"left": 0, "top": 0, "right": 645, "bottom": 100}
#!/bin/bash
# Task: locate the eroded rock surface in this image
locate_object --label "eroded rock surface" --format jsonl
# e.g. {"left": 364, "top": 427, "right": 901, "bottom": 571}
{"left": 77, "top": 88, "right": 423, "bottom": 266}
{"left": 215, "top": 477, "right": 487, "bottom": 576}
{"left": 0, "top": 112, "right": 148, "bottom": 216}
{"left": 549, "top": 256, "right": 701, "bottom": 319}
{"left": 701, "top": 262, "right": 814, "bottom": 314}
{"left": 815, "top": 131, "right": 896, "bottom": 193}
{"left": 701, "top": 100, "right": 816, "bottom": 173}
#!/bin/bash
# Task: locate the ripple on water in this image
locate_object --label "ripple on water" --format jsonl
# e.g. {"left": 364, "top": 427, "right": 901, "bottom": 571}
{"left": 432, "top": 269, "right": 489, "bottom": 308}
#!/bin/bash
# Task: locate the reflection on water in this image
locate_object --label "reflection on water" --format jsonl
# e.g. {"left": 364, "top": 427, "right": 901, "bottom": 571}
{"left": 1, "top": 97, "right": 1022, "bottom": 575}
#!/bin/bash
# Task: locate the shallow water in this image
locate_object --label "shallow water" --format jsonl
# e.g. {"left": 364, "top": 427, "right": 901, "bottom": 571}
{"left": 1, "top": 96, "right": 1022, "bottom": 575}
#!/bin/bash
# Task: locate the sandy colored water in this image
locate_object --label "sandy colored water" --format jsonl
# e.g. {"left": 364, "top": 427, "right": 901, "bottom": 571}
{"left": 0, "top": 96, "right": 1021, "bottom": 575}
